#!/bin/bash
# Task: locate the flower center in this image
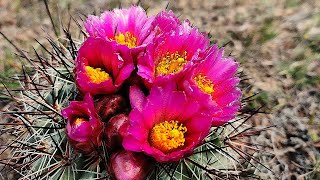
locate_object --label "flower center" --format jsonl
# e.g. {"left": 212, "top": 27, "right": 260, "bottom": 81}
{"left": 194, "top": 74, "right": 214, "bottom": 94}
{"left": 155, "top": 51, "right": 188, "bottom": 76}
{"left": 85, "top": 66, "right": 110, "bottom": 84}
{"left": 149, "top": 120, "right": 187, "bottom": 153}
{"left": 114, "top": 32, "right": 137, "bottom": 48}
{"left": 73, "top": 118, "right": 85, "bottom": 128}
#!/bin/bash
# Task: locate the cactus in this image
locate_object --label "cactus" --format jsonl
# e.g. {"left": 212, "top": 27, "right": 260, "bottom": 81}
{"left": 0, "top": 4, "right": 271, "bottom": 180}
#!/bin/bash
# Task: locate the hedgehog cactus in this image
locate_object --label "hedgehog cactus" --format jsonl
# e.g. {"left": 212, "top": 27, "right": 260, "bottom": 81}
{"left": 0, "top": 4, "right": 270, "bottom": 180}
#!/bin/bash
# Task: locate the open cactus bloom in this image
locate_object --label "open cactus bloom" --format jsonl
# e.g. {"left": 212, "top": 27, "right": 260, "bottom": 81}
{"left": 137, "top": 21, "right": 210, "bottom": 87}
{"left": 75, "top": 37, "right": 134, "bottom": 95}
{"left": 122, "top": 84, "right": 212, "bottom": 162}
{"left": 62, "top": 94, "right": 103, "bottom": 153}
{"left": 181, "top": 45, "right": 242, "bottom": 126}
{"left": 85, "top": 6, "right": 155, "bottom": 55}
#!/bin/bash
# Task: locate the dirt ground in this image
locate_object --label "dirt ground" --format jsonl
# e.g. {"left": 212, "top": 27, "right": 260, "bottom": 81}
{"left": 0, "top": 0, "right": 319, "bottom": 179}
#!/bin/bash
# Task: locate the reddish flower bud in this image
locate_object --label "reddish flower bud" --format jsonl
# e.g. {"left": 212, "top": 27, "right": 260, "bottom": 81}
{"left": 62, "top": 94, "right": 103, "bottom": 154}
{"left": 94, "top": 94, "right": 128, "bottom": 121}
{"left": 110, "top": 150, "right": 152, "bottom": 180}
{"left": 105, "top": 114, "right": 129, "bottom": 149}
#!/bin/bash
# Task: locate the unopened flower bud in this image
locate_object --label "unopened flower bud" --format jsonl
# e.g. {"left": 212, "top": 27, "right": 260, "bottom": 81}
{"left": 105, "top": 114, "right": 129, "bottom": 149}
{"left": 110, "top": 150, "right": 152, "bottom": 180}
{"left": 94, "top": 94, "right": 128, "bottom": 121}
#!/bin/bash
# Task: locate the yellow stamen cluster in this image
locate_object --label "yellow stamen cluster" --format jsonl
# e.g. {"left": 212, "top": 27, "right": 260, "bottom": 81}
{"left": 73, "top": 118, "right": 85, "bottom": 128}
{"left": 155, "top": 51, "right": 188, "bottom": 76}
{"left": 149, "top": 120, "right": 187, "bottom": 153}
{"left": 194, "top": 74, "right": 214, "bottom": 94}
{"left": 85, "top": 66, "right": 110, "bottom": 84}
{"left": 114, "top": 32, "right": 137, "bottom": 48}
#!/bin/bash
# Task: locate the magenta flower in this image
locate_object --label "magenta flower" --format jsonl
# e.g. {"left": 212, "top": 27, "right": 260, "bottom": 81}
{"left": 62, "top": 94, "right": 103, "bottom": 153}
{"left": 181, "top": 45, "right": 241, "bottom": 126}
{"left": 151, "top": 9, "right": 181, "bottom": 37}
{"left": 85, "top": 6, "right": 155, "bottom": 55}
{"left": 137, "top": 21, "right": 210, "bottom": 88}
{"left": 122, "top": 83, "right": 212, "bottom": 162}
{"left": 75, "top": 37, "right": 134, "bottom": 95}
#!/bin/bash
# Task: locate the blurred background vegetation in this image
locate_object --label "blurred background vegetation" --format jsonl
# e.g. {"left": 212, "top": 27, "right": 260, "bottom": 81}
{"left": 0, "top": 0, "right": 319, "bottom": 179}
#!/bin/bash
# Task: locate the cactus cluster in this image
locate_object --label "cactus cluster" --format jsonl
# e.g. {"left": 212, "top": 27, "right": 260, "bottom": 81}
{"left": 0, "top": 4, "right": 270, "bottom": 180}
